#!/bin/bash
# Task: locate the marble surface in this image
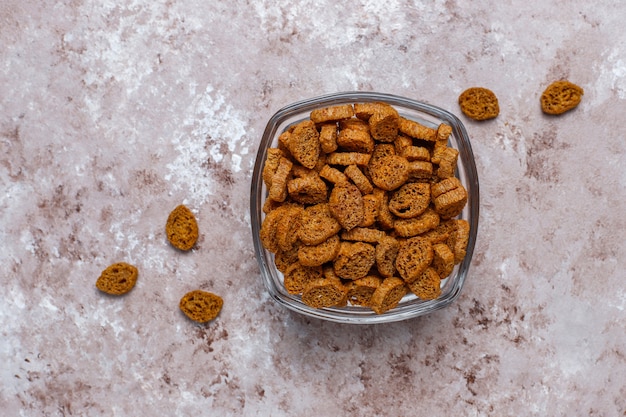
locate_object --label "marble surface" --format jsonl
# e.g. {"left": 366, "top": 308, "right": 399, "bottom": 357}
{"left": 2, "top": 1, "right": 625, "bottom": 415}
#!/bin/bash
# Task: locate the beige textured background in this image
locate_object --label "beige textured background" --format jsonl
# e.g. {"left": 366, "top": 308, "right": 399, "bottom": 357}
{"left": 2, "top": 1, "right": 625, "bottom": 415}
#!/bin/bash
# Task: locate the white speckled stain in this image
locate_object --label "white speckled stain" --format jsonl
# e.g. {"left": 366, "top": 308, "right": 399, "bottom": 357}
{"left": 39, "top": 296, "right": 59, "bottom": 312}
{"left": 8, "top": 284, "right": 26, "bottom": 310}
{"left": 165, "top": 85, "right": 248, "bottom": 206}
{"left": 606, "top": 47, "right": 626, "bottom": 99}
{"left": 490, "top": 22, "right": 521, "bottom": 60}
{"left": 20, "top": 229, "right": 38, "bottom": 255}
{"left": 75, "top": 2, "right": 202, "bottom": 94}
{"left": 251, "top": 0, "right": 424, "bottom": 49}
{"left": 593, "top": 47, "right": 626, "bottom": 103}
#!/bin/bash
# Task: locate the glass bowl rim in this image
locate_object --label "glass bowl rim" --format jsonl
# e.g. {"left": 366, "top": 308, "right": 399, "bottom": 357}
{"left": 250, "top": 91, "right": 479, "bottom": 324}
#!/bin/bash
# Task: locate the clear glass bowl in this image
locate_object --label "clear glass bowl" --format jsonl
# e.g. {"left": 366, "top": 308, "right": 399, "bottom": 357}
{"left": 250, "top": 92, "right": 479, "bottom": 324}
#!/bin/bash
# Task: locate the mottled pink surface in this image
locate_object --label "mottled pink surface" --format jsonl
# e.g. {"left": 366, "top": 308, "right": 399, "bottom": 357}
{"left": 2, "top": 1, "right": 625, "bottom": 416}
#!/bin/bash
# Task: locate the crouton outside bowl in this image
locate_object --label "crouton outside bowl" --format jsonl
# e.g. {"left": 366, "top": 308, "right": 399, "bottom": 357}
{"left": 250, "top": 92, "right": 479, "bottom": 324}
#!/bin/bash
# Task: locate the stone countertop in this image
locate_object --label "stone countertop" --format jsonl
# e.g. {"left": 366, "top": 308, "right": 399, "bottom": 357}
{"left": 2, "top": 1, "right": 625, "bottom": 415}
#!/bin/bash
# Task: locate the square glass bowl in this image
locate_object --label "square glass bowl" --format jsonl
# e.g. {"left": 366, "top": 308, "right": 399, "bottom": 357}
{"left": 250, "top": 91, "right": 479, "bottom": 324}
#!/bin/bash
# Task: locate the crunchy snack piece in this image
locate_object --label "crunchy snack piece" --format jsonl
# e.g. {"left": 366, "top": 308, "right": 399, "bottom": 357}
{"left": 166, "top": 205, "right": 199, "bottom": 251}
{"left": 287, "top": 174, "right": 327, "bottom": 204}
{"left": 298, "top": 203, "right": 342, "bottom": 245}
{"left": 369, "top": 155, "right": 410, "bottom": 191}
{"left": 291, "top": 164, "right": 315, "bottom": 178}
{"left": 340, "top": 118, "right": 370, "bottom": 132}
{"left": 341, "top": 227, "right": 386, "bottom": 243}
{"left": 347, "top": 275, "right": 382, "bottom": 307}
{"left": 431, "top": 123, "right": 452, "bottom": 164}
{"left": 260, "top": 204, "right": 291, "bottom": 253}
{"left": 329, "top": 182, "right": 364, "bottom": 231}
{"left": 319, "top": 164, "right": 348, "bottom": 185}
{"left": 301, "top": 276, "right": 348, "bottom": 309}
{"left": 373, "top": 187, "right": 395, "bottom": 230}
{"left": 368, "top": 103, "right": 400, "bottom": 142}
{"left": 262, "top": 199, "right": 279, "bottom": 214}
{"left": 314, "top": 153, "right": 327, "bottom": 172}
{"left": 286, "top": 120, "right": 320, "bottom": 169}
{"left": 394, "top": 134, "right": 412, "bottom": 155}
{"left": 452, "top": 219, "right": 470, "bottom": 264}
{"left": 333, "top": 241, "right": 376, "bottom": 280}
{"left": 96, "top": 262, "right": 138, "bottom": 295}
{"left": 179, "top": 290, "right": 223, "bottom": 323}
{"left": 431, "top": 141, "right": 447, "bottom": 165}
{"left": 337, "top": 128, "right": 374, "bottom": 153}
{"left": 408, "top": 160, "right": 434, "bottom": 180}
{"left": 376, "top": 235, "right": 400, "bottom": 277}
{"left": 388, "top": 182, "right": 431, "bottom": 219}
{"left": 326, "top": 152, "right": 371, "bottom": 166}
{"left": 319, "top": 123, "right": 339, "bottom": 154}
{"left": 268, "top": 156, "right": 293, "bottom": 202}
{"left": 367, "top": 144, "right": 396, "bottom": 181}
{"left": 262, "top": 148, "right": 285, "bottom": 188}
{"left": 310, "top": 104, "right": 355, "bottom": 124}
{"left": 395, "top": 237, "right": 434, "bottom": 283}
{"left": 359, "top": 194, "right": 379, "bottom": 227}
{"left": 298, "top": 234, "right": 341, "bottom": 267}
{"left": 407, "top": 267, "right": 441, "bottom": 300}
{"left": 432, "top": 243, "right": 455, "bottom": 279}
{"left": 431, "top": 177, "right": 468, "bottom": 219}
{"left": 274, "top": 243, "right": 301, "bottom": 273}
{"left": 277, "top": 131, "right": 293, "bottom": 156}
{"left": 393, "top": 208, "right": 440, "bottom": 237}
{"left": 276, "top": 205, "right": 304, "bottom": 252}
{"left": 344, "top": 164, "right": 373, "bottom": 195}
{"left": 322, "top": 266, "right": 349, "bottom": 306}
{"left": 458, "top": 87, "right": 500, "bottom": 121}
{"left": 368, "top": 143, "right": 396, "bottom": 168}
{"left": 263, "top": 198, "right": 288, "bottom": 215}
{"left": 322, "top": 263, "right": 348, "bottom": 307}
{"left": 431, "top": 176, "right": 465, "bottom": 201}
{"left": 283, "top": 262, "right": 323, "bottom": 295}
{"left": 353, "top": 102, "right": 379, "bottom": 120}
{"left": 540, "top": 80, "right": 584, "bottom": 115}
{"left": 422, "top": 218, "right": 458, "bottom": 244}
{"left": 437, "top": 123, "right": 452, "bottom": 141}
{"left": 402, "top": 146, "right": 431, "bottom": 162}
{"left": 370, "top": 277, "right": 407, "bottom": 314}
{"left": 398, "top": 117, "right": 437, "bottom": 141}
{"left": 435, "top": 147, "right": 459, "bottom": 179}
